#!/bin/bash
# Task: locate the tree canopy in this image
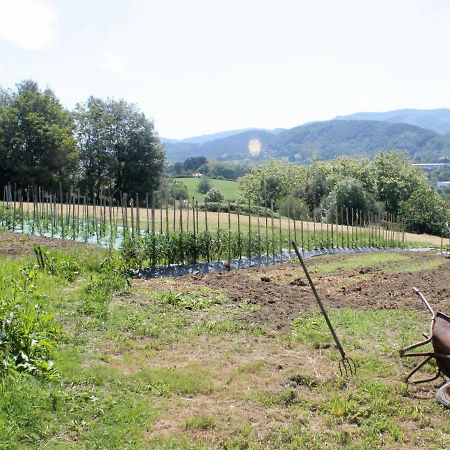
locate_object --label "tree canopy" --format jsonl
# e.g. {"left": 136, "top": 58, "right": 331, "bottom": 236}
{"left": 0, "top": 80, "right": 166, "bottom": 198}
{"left": 238, "top": 152, "right": 449, "bottom": 236}
{"left": 75, "top": 97, "right": 165, "bottom": 197}
{"left": 0, "top": 80, "right": 78, "bottom": 190}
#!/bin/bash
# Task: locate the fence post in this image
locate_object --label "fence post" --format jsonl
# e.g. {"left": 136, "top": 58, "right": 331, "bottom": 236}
{"left": 237, "top": 204, "right": 241, "bottom": 261}
{"left": 205, "top": 200, "right": 210, "bottom": 262}
{"left": 151, "top": 193, "right": 156, "bottom": 266}
{"left": 271, "top": 199, "right": 275, "bottom": 264}
{"left": 146, "top": 193, "right": 149, "bottom": 233}
{"left": 257, "top": 202, "right": 261, "bottom": 266}
{"left": 136, "top": 193, "right": 140, "bottom": 236}
{"left": 248, "top": 199, "right": 252, "bottom": 265}
{"left": 130, "top": 198, "right": 134, "bottom": 239}
{"left": 228, "top": 201, "right": 231, "bottom": 266}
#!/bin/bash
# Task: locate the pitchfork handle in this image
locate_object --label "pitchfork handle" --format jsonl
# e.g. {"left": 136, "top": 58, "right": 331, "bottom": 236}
{"left": 292, "top": 242, "right": 347, "bottom": 359}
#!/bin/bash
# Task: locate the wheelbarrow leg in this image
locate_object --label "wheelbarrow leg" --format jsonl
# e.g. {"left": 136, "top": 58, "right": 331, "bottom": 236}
{"left": 399, "top": 336, "right": 432, "bottom": 357}
{"left": 403, "top": 355, "right": 441, "bottom": 384}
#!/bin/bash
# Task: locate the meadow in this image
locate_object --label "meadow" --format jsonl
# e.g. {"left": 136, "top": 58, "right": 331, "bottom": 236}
{"left": 175, "top": 177, "right": 239, "bottom": 202}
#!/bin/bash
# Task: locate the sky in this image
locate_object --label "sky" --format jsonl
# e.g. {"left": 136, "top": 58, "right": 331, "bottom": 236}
{"left": 1, "top": 0, "right": 450, "bottom": 139}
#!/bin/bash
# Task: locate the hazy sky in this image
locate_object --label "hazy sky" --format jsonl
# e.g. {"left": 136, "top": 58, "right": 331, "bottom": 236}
{"left": 1, "top": 0, "right": 450, "bottom": 139}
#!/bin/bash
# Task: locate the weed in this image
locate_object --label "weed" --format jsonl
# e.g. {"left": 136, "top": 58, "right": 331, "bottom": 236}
{"left": 185, "top": 414, "right": 217, "bottom": 430}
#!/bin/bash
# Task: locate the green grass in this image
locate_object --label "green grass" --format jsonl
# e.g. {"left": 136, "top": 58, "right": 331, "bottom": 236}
{"left": 185, "top": 414, "right": 217, "bottom": 430}
{"left": 308, "top": 252, "right": 409, "bottom": 276}
{"left": 175, "top": 177, "right": 239, "bottom": 202}
{"left": 1, "top": 242, "right": 449, "bottom": 449}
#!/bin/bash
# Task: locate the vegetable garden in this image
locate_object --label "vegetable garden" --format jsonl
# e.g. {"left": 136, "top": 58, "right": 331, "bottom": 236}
{"left": 1, "top": 184, "right": 441, "bottom": 272}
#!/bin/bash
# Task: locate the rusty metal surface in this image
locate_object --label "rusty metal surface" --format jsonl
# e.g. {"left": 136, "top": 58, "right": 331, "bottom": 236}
{"left": 400, "top": 289, "right": 450, "bottom": 384}
{"left": 432, "top": 313, "right": 450, "bottom": 378}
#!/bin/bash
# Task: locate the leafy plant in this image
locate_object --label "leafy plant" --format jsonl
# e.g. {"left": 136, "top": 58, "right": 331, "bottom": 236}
{"left": 0, "top": 264, "right": 61, "bottom": 379}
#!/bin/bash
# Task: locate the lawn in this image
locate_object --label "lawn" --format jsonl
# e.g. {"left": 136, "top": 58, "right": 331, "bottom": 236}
{"left": 1, "top": 232, "right": 450, "bottom": 449}
{"left": 175, "top": 177, "right": 239, "bottom": 202}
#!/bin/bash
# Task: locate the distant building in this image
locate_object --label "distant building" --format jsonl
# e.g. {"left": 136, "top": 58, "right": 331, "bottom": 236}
{"left": 412, "top": 163, "right": 450, "bottom": 171}
{"left": 437, "top": 181, "right": 450, "bottom": 190}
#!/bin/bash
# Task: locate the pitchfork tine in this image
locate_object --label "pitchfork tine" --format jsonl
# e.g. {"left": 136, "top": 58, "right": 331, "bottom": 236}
{"left": 339, "top": 357, "right": 356, "bottom": 377}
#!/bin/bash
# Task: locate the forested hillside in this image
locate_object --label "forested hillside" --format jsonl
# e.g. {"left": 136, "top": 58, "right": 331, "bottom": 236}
{"left": 164, "top": 129, "right": 275, "bottom": 161}
{"left": 165, "top": 120, "right": 450, "bottom": 163}
{"left": 335, "top": 108, "right": 450, "bottom": 134}
{"left": 265, "top": 120, "right": 450, "bottom": 163}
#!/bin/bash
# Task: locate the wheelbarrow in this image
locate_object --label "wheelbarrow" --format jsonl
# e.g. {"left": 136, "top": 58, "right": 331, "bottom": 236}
{"left": 399, "top": 288, "right": 450, "bottom": 407}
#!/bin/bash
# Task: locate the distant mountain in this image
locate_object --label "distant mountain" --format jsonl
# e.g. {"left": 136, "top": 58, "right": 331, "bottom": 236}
{"left": 264, "top": 120, "right": 450, "bottom": 163}
{"left": 164, "top": 120, "right": 450, "bottom": 163}
{"left": 164, "top": 129, "right": 280, "bottom": 161}
{"left": 335, "top": 109, "right": 450, "bottom": 135}
{"left": 162, "top": 127, "right": 285, "bottom": 146}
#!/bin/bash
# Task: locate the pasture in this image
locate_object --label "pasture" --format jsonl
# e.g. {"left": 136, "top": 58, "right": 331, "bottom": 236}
{"left": 176, "top": 177, "right": 239, "bottom": 202}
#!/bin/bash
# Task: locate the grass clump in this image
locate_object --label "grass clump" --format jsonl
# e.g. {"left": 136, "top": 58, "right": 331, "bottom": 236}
{"left": 185, "top": 414, "right": 217, "bottom": 431}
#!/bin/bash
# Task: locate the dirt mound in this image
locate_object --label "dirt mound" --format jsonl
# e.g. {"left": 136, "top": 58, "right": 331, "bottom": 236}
{"left": 193, "top": 251, "right": 450, "bottom": 331}
{"left": 0, "top": 231, "right": 98, "bottom": 256}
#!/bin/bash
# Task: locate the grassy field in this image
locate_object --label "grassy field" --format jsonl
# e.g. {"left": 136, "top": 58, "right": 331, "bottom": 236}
{"left": 176, "top": 177, "right": 239, "bottom": 202}
{"left": 1, "top": 232, "right": 450, "bottom": 449}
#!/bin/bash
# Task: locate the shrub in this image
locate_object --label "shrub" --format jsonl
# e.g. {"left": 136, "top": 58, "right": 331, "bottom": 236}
{"left": 1, "top": 262, "right": 61, "bottom": 380}
{"left": 205, "top": 189, "right": 224, "bottom": 203}
{"left": 278, "top": 195, "right": 309, "bottom": 220}
{"left": 399, "top": 186, "right": 450, "bottom": 236}
{"left": 170, "top": 180, "right": 189, "bottom": 200}
{"left": 197, "top": 177, "right": 211, "bottom": 194}
{"left": 324, "top": 178, "right": 379, "bottom": 224}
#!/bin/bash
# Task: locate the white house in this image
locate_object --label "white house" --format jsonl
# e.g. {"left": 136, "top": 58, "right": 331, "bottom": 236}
{"left": 437, "top": 181, "right": 450, "bottom": 190}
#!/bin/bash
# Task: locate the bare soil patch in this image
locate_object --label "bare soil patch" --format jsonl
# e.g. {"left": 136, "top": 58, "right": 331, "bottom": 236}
{"left": 0, "top": 231, "right": 99, "bottom": 256}
{"left": 149, "top": 251, "right": 450, "bottom": 332}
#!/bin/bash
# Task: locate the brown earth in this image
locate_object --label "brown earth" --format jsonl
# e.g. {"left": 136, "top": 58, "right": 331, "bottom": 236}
{"left": 1, "top": 231, "right": 448, "bottom": 332}
{"left": 0, "top": 231, "right": 100, "bottom": 256}
{"left": 160, "top": 251, "right": 450, "bottom": 332}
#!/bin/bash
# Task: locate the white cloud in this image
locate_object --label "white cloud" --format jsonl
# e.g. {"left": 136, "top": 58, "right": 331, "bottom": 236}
{"left": 0, "top": 0, "right": 58, "bottom": 51}
{"left": 99, "top": 52, "right": 133, "bottom": 79}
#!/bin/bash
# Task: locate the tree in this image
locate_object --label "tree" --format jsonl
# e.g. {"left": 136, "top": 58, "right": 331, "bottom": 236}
{"left": 238, "top": 160, "right": 306, "bottom": 205}
{"left": 399, "top": 186, "right": 449, "bottom": 236}
{"left": 278, "top": 195, "right": 309, "bottom": 219}
{"left": 324, "top": 178, "right": 380, "bottom": 224}
{"left": 170, "top": 180, "right": 189, "bottom": 200}
{"left": 197, "top": 177, "right": 211, "bottom": 194}
{"left": 75, "top": 97, "right": 165, "bottom": 197}
{"left": 302, "top": 163, "right": 331, "bottom": 213}
{"left": 0, "top": 80, "right": 78, "bottom": 190}
{"left": 373, "top": 151, "right": 429, "bottom": 215}
{"left": 183, "top": 156, "right": 207, "bottom": 173}
{"left": 205, "top": 188, "right": 224, "bottom": 203}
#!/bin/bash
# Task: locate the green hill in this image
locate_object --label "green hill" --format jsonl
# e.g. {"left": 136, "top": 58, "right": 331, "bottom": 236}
{"left": 164, "top": 129, "right": 275, "bottom": 162}
{"left": 335, "top": 108, "right": 450, "bottom": 135}
{"left": 164, "top": 120, "right": 450, "bottom": 163}
{"left": 265, "top": 120, "right": 450, "bottom": 163}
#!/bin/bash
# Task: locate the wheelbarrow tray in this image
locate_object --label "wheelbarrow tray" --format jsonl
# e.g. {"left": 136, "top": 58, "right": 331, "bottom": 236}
{"left": 400, "top": 289, "right": 450, "bottom": 384}
{"left": 432, "top": 312, "right": 450, "bottom": 378}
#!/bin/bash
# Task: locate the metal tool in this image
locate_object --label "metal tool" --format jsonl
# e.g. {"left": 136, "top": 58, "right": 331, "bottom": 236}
{"left": 292, "top": 241, "right": 356, "bottom": 377}
{"left": 399, "top": 287, "right": 450, "bottom": 384}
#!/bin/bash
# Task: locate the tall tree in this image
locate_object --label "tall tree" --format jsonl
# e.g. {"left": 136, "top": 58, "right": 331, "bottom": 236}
{"left": 0, "top": 80, "right": 78, "bottom": 190}
{"left": 75, "top": 97, "right": 165, "bottom": 197}
{"left": 373, "top": 151, "right": 429, "bottom": 215}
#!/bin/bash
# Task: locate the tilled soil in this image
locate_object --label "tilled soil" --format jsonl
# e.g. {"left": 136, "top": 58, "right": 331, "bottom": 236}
{"left": 0, "top": 231, "right": 99, "bottom": 256}
{"left": 188, "top": 251, "right": 450, "bottom": 331}
{"left": 1, "top": 231, "right": 448, "bottom": 331}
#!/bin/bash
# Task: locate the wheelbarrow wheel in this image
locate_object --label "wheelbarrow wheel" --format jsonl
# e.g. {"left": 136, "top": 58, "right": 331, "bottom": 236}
{"left": 436, "top": 382, "right": 450, "bottom": 409}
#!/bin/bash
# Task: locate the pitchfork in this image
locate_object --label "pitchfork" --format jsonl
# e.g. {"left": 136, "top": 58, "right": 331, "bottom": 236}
{"left": 292, "top": 242, "right": 356, "bottom": 377}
